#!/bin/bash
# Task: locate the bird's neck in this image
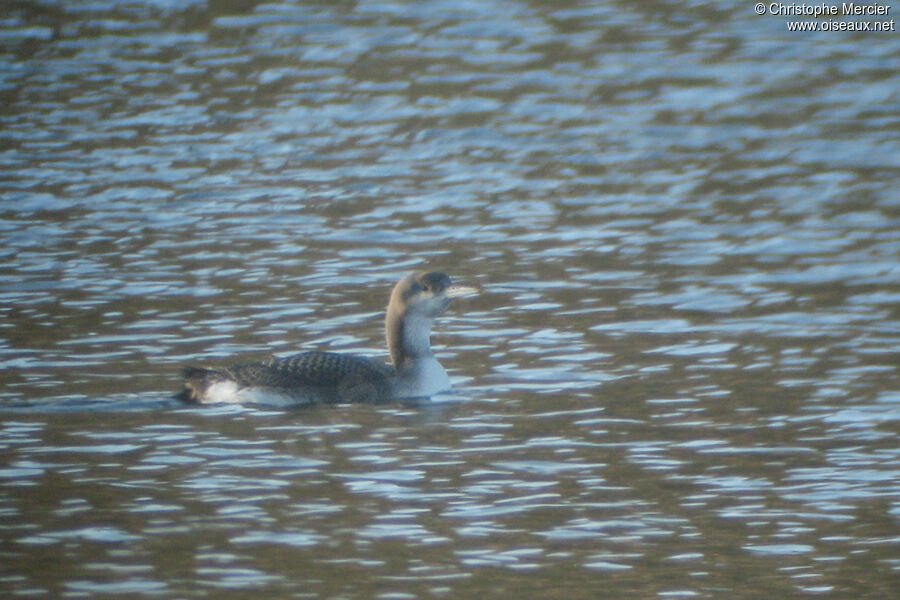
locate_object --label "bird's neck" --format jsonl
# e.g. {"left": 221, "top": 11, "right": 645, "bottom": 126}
{"left": 386, "top": 308, "right": 435, "bottom": 369}
{"left": 385, "top": 305, "right": 452, "bottom": 398}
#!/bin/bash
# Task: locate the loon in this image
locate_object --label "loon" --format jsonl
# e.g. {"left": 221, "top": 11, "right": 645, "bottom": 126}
{"left": 177, "top": 271, "right": 477, "bottom": 405}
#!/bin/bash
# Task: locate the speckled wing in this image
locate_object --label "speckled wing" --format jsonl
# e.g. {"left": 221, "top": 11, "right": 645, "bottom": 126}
{"left": 227, "top": 351, "right": 394, "bottom": 403}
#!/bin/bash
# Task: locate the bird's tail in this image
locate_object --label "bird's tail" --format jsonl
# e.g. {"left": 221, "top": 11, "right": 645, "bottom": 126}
{"left": 176, "top": 366, "right": 230, "bottom": 403}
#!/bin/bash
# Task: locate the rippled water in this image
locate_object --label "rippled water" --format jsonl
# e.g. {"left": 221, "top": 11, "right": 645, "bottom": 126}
{"left": 1, "top": 1, "right": 898, "bottom": 598}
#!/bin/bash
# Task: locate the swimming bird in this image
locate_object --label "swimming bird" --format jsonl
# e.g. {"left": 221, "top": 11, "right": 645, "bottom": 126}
{"left": 177, "top": 271, "right": 477, "bottom": 405}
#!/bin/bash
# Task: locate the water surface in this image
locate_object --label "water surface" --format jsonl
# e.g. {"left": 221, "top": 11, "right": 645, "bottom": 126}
{"left": 1, "top": 1, "right": 898, "bottom": 598}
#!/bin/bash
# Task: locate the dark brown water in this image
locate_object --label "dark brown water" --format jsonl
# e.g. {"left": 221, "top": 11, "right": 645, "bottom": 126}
{"left": 1, "top": 1, "right": 898, "bottom": 598}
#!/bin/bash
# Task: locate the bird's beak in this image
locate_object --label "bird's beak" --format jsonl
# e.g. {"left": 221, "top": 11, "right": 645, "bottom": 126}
{"left": 446, "top": 284, "right": 479, "bottom": 299}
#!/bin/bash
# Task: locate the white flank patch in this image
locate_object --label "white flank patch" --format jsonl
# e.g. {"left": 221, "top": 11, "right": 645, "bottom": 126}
{"left": 202, "top": 380, "right": 241, "bottom": 404}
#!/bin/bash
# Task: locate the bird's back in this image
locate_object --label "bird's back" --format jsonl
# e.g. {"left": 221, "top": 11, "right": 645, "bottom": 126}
{"left": 179, "top": 351, "right": 394, "bottom": 405}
